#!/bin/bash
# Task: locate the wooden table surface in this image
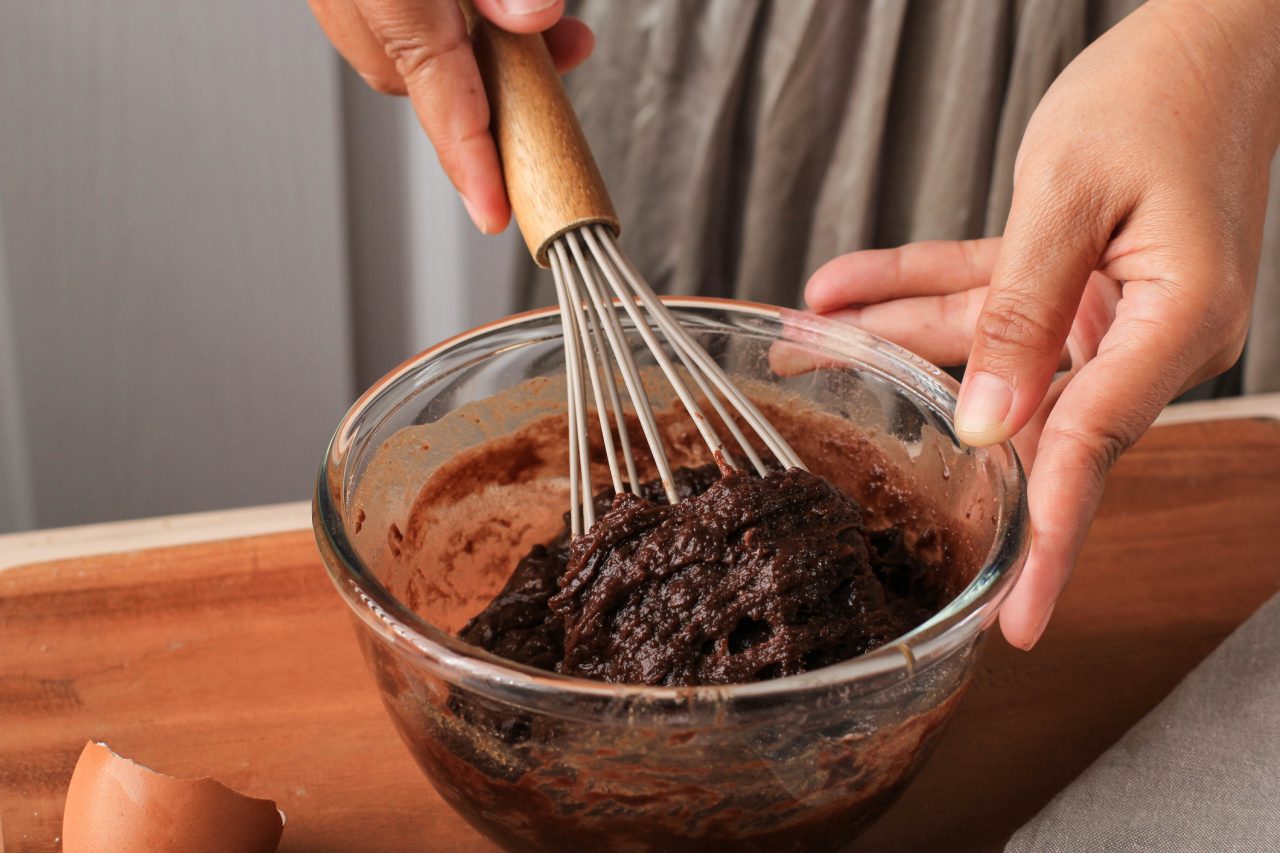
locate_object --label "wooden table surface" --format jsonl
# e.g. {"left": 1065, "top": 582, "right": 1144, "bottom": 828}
{"left": 2, "top": 417, "right": 1279, "bottom": 852}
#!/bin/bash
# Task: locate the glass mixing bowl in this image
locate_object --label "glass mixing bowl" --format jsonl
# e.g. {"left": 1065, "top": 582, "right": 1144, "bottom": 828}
{"left": 314, "top": 298, "right": 1027, "bottom": 852}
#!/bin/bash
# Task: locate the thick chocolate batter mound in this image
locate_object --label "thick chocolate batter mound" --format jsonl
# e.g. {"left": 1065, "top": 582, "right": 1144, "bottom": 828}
{"left": 461, "top": 466, "right": 941, "bottom": 686}
{"left": 458, "top": 465, "right": 721, "bottom": 674}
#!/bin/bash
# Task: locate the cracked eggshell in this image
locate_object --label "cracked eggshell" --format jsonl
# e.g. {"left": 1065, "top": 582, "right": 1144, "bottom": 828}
{"left": 62, "top": 741, "right": 284, "bottom": 853}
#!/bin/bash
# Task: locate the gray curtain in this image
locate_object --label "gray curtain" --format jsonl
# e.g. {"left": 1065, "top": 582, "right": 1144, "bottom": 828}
{"left": 519, "top": 0, "right": 1278, "bottom": 395}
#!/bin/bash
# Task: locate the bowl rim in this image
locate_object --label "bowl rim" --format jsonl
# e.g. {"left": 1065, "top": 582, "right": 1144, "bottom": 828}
{"left": 314, "top": 297, "right": 1028, "bottom": 709}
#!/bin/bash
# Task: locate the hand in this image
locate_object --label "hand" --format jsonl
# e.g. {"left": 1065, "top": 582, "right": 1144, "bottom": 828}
{"left": 806, "top": 0, "right": 1280, "bottom": 648}
{"left": 307, "top": 0, "right": 594, "bottom": 233}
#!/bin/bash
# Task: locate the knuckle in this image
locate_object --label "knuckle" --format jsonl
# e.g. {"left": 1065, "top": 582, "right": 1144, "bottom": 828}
{"left": 885, "top": 246, "right": 906, "bottom": 290}
{"left": 1181, "top": 280, "right": 1251, "bottom": 378}
{"left": 1046, "top": 421, "right": 1137, "bottom": 483}
{"left": 432, "top": 125, "right": 489, "bottom": 162}
{"left": 1013, "top": 150, "right": 1128, "bottom": 243}
{"left": 959, "top": 239, "right": 987, "bottom": 285}
{"left": 940, "top": 289, "right": 976, "bottom": 331}
{"left": 1197, "top": 276, "right": 1246, "bottom": 328}
{"left": 1018, "top": 148, "right": 1076, "bottom": 194}
{"left": 1223, "top": 300, "right": 1253, "bottom": 352}
{"left": 1205, "top": 333, "right": 1247, "bottom": 378}
{"left": 1018, "top": 150, "right": 1101, "bottom": 214}
{"left": 975, "top": 292, "right": 1067, "bottom": 358}
{"left": 383, "top": 35, "right": 470, "bottom": 85}
{"left": 1203, "top": 354, "right": 1233, "bottom": 379}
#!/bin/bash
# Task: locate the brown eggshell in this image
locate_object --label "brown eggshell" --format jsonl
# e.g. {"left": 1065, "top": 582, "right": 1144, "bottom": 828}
{"left": 62, "top": 741, "right": 284, "bottom": 853}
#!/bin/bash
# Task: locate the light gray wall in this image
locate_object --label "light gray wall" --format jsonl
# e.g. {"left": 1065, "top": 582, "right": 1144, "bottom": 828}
{"left": 0, "top": 221, "right": 35, "bottom": 532}
{"left": 341, "top": 70, "right": 518, "bottom": 390}
{"left": 0, "top": 1, "right": 517, "bottom": 532}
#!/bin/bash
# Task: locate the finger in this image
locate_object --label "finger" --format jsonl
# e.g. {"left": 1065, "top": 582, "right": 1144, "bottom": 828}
{"left": 1008, "top": 369, "right": 1075, "bottom": 471}
{"left": 465, "top": 2, "right": 588, "bottom": 75}
{"left": 308, "top": 0, "right": 406, "bottom": 95}
{"left": 805, "top": 238, "right": 1002, "bottom": 313}
{"left": 310, "top": 1, "right": 587, "bottom": 89}
{"left": 471, "top": 0, "right": 564, "bottom": 34}
{"left": 998, "top": 287, "right": 1197, "bottom": 649}
{"left": 820, "top": 287, "right": 986, "bottom": 367}
{"left": 954, "top": 165, "right": 1129, "bottom": 447}
{"left": 822, "top": 294, "right": 1073, "bottom": 371}
{"left": 544, "top": 16, "right": 594, "bottom": 73}
{"left": 353, "top": 0, "right": 510, "bottom": 233}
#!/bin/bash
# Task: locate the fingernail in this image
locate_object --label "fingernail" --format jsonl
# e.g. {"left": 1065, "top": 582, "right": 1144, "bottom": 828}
{"left": 498, "top": 0, "right": 557, "bottom": 15}
{"left": 955, "top": 372, "right": 1014, "bottom": 444}
{"left": 461, "top": 195, "right": 491, "bottom": 234}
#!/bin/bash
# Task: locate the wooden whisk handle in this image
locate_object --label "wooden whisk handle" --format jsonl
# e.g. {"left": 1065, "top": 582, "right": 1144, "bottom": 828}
{"left": 466, "top": 8, "right": 619, "bottom": 267}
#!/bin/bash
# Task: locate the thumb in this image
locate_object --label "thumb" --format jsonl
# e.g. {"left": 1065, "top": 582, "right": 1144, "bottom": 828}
{"left": 955, "top": 166, "right": 1122, "bottom": 446}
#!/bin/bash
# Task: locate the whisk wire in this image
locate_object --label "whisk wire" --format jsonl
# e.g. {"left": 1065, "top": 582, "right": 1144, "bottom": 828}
{"left": 579, "top": 228, "right": 730, "bottom": 465}
{"left": 566, "top": 232, "right": 679, "bottom": 505}
{"left": 593, "top": 226, "right": 805, "bottom": 471}
{"left": 576, "top": 252, "right": 643, "bottom": 492}
{"left": 551, "top": 226, "right": 806, "bottom": 534}
{"left": 552, "top": 243, "right": 624, "bottom": 500}
{"left": 593, "top": 230, "right": 768, "bottom": 475}
{"left": 549, "top": 249, "right": 590, "bottom": 536}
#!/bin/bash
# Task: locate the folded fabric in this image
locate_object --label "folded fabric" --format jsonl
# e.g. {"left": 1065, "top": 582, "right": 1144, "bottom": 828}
{"left": 1007, "top": 591, "right": 1280, "bottom": 852}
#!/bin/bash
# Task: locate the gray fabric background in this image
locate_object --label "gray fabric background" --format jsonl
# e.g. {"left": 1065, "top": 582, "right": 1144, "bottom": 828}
{"left": 524, "top": 0, "right": 1279, "bottom": 395}
{"left": 1006, "top": 591, "right": 1280, "bottom": 852}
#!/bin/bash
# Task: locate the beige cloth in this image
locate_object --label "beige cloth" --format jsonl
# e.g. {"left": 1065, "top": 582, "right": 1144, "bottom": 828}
{"left": 1005, "top": 590, "right": 1280, "bottom": 852}
{"left": 520, "top": 0, "right": 1279, "bottom": 394}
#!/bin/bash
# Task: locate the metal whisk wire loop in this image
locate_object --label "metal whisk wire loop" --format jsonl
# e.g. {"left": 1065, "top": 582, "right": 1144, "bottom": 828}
{"left": 550, "top": 225, "right": 804, "bottom": 536}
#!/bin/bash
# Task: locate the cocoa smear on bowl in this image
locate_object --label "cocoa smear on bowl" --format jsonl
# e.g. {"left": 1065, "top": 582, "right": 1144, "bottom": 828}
{"left": 354, "top": 393, "right": 991, "bottom": 851}
{"left": 371, "top": 397, "right": 985, "bottom": 634}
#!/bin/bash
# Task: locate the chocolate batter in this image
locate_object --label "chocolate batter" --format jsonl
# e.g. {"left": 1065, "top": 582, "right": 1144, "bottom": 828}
{"left": 461, "top": 465, "right": 941, "bottom": 686}
{"left": 361, "top": 395, "right": 989, "bottom": 850}
{"left": 458, "top": 465, "right": 720, "bottom": 676}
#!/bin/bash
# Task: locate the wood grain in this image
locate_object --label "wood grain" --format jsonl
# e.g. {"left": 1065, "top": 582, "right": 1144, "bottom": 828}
{"left": 470, "top": 15, "right": 619, "bottom": 265}
{"left": 2, "top": 418, "right": 1278, "bottom": 852}
{"left": 0, "top": 533, "right": 492, "bottom": 853}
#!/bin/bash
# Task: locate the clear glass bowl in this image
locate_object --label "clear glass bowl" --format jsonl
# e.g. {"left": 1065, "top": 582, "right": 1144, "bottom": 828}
{"left": 314, "top": 298, "right": 1027, "bottom": 852}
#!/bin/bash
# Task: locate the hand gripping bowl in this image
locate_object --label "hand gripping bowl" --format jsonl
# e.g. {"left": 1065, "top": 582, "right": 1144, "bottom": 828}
{"left": 314, "top": 298, "right": 1028, "bottom": 852}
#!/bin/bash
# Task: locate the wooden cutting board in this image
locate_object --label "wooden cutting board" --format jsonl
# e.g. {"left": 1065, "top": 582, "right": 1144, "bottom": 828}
{"left": 3, "top": 418, "right": 1279, "bottom": 852}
